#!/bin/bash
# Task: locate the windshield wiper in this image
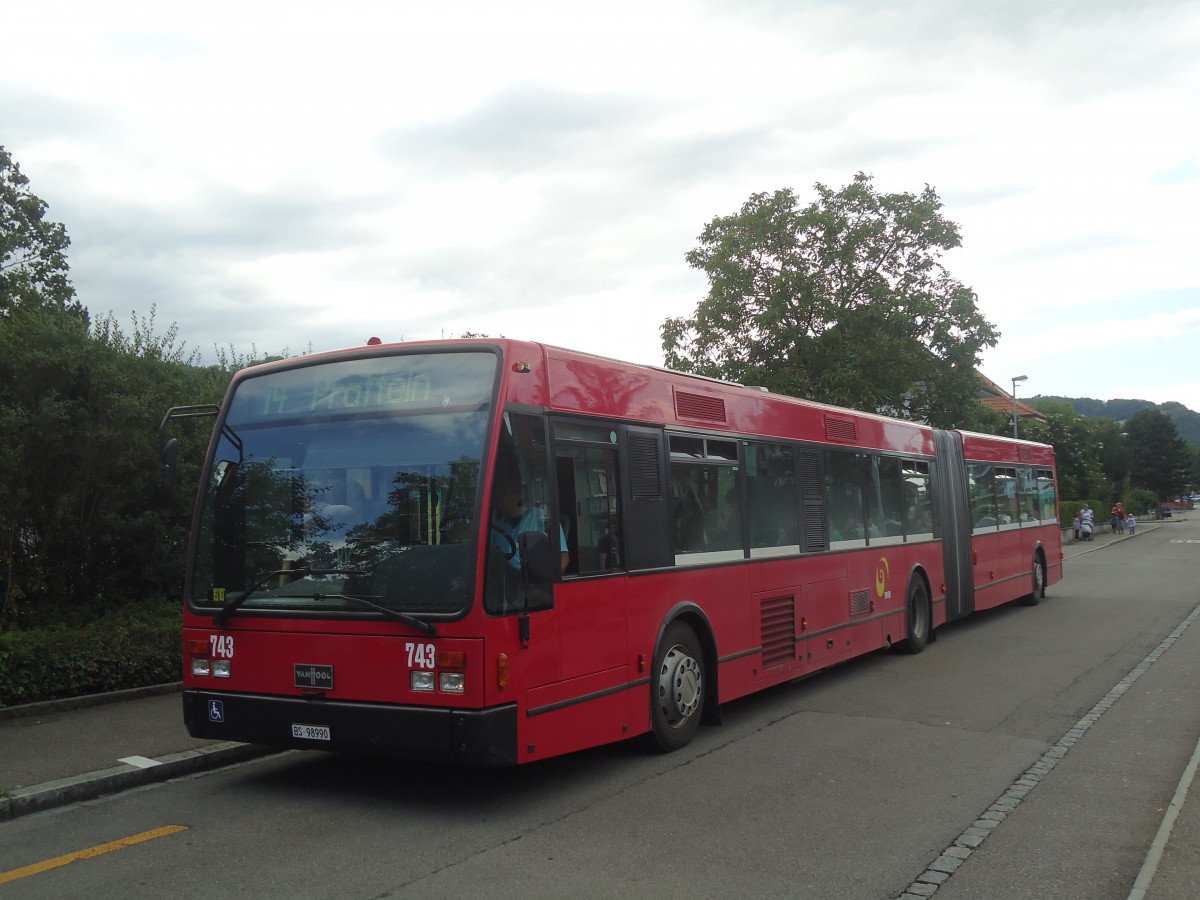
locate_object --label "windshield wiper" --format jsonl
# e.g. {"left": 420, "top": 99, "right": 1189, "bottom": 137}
{"left": 213, "top": 567, "right": 366, "bottom": 629}
{"left": 312, "top": 592, "right": 437, "bottom": 635}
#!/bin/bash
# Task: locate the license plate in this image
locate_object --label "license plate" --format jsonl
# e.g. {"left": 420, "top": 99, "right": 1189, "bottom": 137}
{"left": 291, "top": 723, "right": 331, "bottom": 741}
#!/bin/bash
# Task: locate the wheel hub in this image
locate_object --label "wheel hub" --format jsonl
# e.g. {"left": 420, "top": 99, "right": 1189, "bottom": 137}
{"left": 658, "top": 644, "right": 701, "bottom": 727}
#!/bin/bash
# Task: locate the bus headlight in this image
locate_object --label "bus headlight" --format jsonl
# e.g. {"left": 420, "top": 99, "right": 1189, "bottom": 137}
{"left": 411, "top": 671, "right": 435, "bottom": 692}
{"left": 439, "top": 672, "right": 466, "bottom": 694}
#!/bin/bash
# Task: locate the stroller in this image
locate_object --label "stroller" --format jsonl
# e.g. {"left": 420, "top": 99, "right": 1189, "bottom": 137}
{"left": 1080, "top": 517, "right": 1093, "bottom": 541}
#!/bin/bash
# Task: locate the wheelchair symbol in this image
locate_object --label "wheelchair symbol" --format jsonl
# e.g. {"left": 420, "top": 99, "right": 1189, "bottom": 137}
{"left": 208, "top": 700, "right": 224, "bottom": 723}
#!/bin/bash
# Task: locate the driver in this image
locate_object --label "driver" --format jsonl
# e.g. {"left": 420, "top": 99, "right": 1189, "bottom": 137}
{"left": 490, "top": 469, "right": 569, "bottom": 573}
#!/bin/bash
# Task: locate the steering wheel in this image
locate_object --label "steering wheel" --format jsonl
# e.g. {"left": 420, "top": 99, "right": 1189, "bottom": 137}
{"left": 489, "top": 523, "right": 517, "bottom": 560}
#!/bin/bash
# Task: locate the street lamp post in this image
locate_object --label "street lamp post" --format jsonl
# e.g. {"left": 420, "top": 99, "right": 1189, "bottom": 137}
{"left": 1011, "top": 375, "right": 1028, "bottom": 439}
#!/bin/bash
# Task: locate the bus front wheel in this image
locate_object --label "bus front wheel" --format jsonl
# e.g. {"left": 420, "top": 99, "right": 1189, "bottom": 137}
{"left": 649, "top": 621, "right": 705, "bottom": 752}
{"left": 896, "top": 577, "right": 930, "bottom": 654}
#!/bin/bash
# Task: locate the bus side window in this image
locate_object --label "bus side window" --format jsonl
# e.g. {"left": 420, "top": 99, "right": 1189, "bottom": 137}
{"left": 672, "top": 463, "right": 708, "bottom": 552}
{"left": 555, "top": 436, "right": 622, "bottom": 576}
{"left": 745, "top": 442, "right": 799, "bottom": 553}
{"left": 970, "top": 464, "right": 998, "bottom": 530}
{"left": 867, "top": 455, "right": 904, "bottom": 540}
{"left": 825, "top": 450, "right": 866, "bottom": 546}
{"left": 902, "top": 460, "right": 934, "bottom": 539}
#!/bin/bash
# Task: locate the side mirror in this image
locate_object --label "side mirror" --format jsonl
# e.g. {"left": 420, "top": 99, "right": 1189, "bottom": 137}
{"left": 160, "top": 438, "right": 179, "bottom": 493}
{"left": 519, "top": 531, "right": 554, "bottom": 584}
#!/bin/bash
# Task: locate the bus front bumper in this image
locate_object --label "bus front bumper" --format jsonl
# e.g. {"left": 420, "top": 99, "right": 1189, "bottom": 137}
{"left": 183, "top": 690, "right": 518, "bottom": 767}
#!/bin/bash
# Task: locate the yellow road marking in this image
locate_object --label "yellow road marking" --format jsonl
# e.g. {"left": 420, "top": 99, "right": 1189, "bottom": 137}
{"left": 0, "top": 825, "right": 188, "bottom": 885}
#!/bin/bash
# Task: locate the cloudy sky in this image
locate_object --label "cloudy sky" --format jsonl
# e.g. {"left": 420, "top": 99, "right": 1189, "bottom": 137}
{"left": 4, "top": 0, "right": 1199, "bottom": 411}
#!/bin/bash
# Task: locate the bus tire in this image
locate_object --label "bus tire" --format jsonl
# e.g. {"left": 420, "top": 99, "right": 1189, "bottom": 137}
{"left": 1022, "top": 553, "right": 1046, "bottom": 606}
{"left": 896, "top": 576, "right": 930, "bottom": 654}
{"left": 649, "top": 620, "right": 705, "bottom": 752}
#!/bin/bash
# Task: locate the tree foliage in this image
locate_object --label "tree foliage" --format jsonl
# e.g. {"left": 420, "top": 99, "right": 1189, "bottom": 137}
{"left": 0, "top": 147, "right": 240, "bottom": 630}
{"left": 1016, "top": 400, "right": 1194, "bottom": 506}
{"left": 0, "top": 145, "right": 84, "bottom": 318}
{"left": 0, "top": 303, "right": 233, "bottom": 630}
{"left": 1022, "top": 402, "right": 1110, "bottom": 502}
{"left": 1123, "top": 408, "right": 1191, "bottom": 499}
{"left": 663, "top": 173, "right": 999, "bottom": 427}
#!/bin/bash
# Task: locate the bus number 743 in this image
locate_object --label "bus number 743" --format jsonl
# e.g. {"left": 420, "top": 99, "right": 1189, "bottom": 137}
{"left": 406, "top": 641, "right": 435, "bottom": 670}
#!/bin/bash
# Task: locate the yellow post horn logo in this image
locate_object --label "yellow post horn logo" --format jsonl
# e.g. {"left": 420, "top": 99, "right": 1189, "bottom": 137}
{"left": 875, "top": 557, "right": 890, "bottom": 598}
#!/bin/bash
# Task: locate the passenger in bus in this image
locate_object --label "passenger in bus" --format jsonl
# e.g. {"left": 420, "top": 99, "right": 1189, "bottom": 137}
{"left": 597, "top": 521, "right": 620, "bottom": 569}
{"left": 490, "top": 469, "right": 569, "bottom": 573}
{"left": 707, "top": 487, "right": 741, "bottom": 550}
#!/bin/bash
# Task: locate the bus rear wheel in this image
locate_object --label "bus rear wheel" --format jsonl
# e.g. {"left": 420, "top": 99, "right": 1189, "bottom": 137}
{"left": 649, "top": 621, "right": 705, "bottom": 752}
{"left": 896, "top": 577, "right": 930, "bottom": 654}
{"left": 1022, "top": 554, "right": 1046, "bottom": 606}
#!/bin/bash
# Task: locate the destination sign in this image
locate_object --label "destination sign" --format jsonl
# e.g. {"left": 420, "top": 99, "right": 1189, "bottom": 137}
{"left": 228, "top": 352, "right": 498, "bottom": 423}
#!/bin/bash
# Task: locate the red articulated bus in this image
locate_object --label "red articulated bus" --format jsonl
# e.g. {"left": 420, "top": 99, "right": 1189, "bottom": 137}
{"left": 171, "top": 338, "right": 1063, "bottom": 765}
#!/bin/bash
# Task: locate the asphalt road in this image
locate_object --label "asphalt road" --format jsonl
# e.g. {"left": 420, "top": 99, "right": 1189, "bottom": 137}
{"left": 2, "top": 516, "right": 1198, "bottom": 899}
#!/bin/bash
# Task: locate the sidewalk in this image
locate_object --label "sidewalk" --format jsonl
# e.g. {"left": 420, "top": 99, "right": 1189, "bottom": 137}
{"left": 1062, "top": 515, "right": 1166, "bottom": 558}
{"left": 0, "top": 683, "right": 277, "bottom": 820}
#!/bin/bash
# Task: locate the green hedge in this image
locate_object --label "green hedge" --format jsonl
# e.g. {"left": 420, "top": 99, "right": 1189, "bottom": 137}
{"left": 0, "top": 604, "right": 181, "bottom": 708}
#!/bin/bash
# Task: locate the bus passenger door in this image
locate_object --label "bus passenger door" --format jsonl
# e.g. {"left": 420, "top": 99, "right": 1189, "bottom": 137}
{"left": 550, "top": 428, "right": 629, "bottom": 682}
{"left": 517, "top": 430, "right": 630, "bottom": 759}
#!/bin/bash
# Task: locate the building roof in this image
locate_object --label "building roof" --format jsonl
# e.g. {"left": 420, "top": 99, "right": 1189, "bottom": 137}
{"left": 977, "top": 371, "right": 1046, "bottom": 421}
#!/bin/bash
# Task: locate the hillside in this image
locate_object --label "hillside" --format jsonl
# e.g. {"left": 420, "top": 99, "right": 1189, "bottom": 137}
{"left": 1032, "top": 396, "right": 1200, "bottom": 447}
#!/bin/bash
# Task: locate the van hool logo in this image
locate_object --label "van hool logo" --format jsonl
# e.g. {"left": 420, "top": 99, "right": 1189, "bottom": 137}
{"left": 294, "top": 664, "right": 334, "bottom": 689}
{"left": 875, "top": 557, "right": 891, "bottom": 600}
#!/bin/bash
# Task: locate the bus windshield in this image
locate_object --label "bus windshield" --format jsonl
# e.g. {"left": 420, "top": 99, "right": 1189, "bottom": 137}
{"left": 190, "top": 351, "right": 498, "bottom": 619}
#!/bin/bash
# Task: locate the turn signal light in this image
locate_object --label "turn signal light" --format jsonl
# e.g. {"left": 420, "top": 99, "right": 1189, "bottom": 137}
{"left": 497, "top": 653, "right": 509, "bottom": 690}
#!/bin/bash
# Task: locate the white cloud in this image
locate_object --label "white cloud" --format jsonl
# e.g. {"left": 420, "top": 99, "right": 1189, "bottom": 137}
{"left": 2, "top": 0, "right": 1199, "bottom": 412}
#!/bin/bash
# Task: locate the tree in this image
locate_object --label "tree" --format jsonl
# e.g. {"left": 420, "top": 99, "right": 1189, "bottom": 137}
{"left": 1022, "top": 401, "right": 1107, "bottom": 502}
{"left": 1124, "top": 408, "right": 1191, "bottom": 499}
{"left": 1093, "top": 417, "right": 1134, "bottom": 502}
{"left": 662, "top": 173, "right": 999, "bottom": 427}
{"left": 0, "top": 304, "right": 236, "bottom": 630}
{"left": 0, "top": 145, "right": 83, "bottom": 318}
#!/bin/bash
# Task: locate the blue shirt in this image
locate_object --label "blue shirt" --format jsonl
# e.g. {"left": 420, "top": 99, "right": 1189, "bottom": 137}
{"left": 491, "top": 507, "right": 567, "bottom": 570}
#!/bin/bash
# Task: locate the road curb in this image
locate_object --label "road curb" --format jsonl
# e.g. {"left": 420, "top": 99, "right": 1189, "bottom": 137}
{"left": 0, "top": 741, "right": 280, "bottom": 821}
{"left": 0, "top": 682, "right": 183, "bottom": 721}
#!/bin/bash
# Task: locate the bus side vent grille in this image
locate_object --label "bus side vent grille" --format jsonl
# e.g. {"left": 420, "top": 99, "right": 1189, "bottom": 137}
{"left": 628, "top": 434, "right": 663, "bottom": 500}
{"left": 849, "top": 589, "right": 871, "bottom": 616}
{"left": 760, "top": 595, "right": 796, "bottom": 668}
{"left": 804, "top": 501, "right": 828, "bottom": 551}
{"left": 675, "top": 390, "right": 727, "bottom": 423}
{"left": 824, "top": 415, "right": 858, "bottom": 443}
{"left": 798, "top": 449, "right": 827, "bottom": 551}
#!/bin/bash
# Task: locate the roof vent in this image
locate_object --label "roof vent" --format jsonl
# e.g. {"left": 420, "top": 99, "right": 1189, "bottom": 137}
{"left": 675, "top": 390, "right": 727, "bottom": 423}
{"left": 824, "top": 415, "right": 858, "bottom": 443}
